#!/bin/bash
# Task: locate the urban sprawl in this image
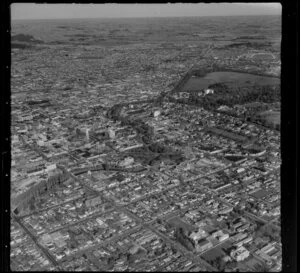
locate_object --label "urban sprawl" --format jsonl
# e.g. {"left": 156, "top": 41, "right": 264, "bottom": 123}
{"left": 11, "top": 17, "right": 281, "bottom": 272}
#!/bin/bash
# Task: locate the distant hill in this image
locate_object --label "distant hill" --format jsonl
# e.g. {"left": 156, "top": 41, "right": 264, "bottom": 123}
{"left": 11, "top": 34, "right": 43, "bottom": 44}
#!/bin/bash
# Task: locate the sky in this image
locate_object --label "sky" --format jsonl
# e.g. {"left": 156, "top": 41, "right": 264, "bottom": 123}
{"left": 11, "top": 3, "right": 282, "bottom": 20}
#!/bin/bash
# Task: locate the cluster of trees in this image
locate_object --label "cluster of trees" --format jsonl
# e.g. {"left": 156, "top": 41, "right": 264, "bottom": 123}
{"left": 192, "top": 70, "right": 208, "bottom": 78}
{"left": 13, "top": 171, "right": 69, "bottom": 215}
{"left": 107, "top": 104, "right": 155, "bottom": 144}
{"left": 107, "top": 103, "right": 185, "bottom": 165}
{"left": 224, "top": 155, "right": 246, "bottom": 162}
{"left": 148, "top": 142, "right": 168, "bottom": 154}
{"left": 171, "top": 70, "right": 195, "bottom": 94}
{"left": 27, "top": 99, "right": 50, "bottom": 105}
{"left": 107, "top": 105, "right": 122, "bottom": 120}
{"left": 11, "top": 34, "right": 43, "bottom": 43}
{"left": 245, "top": 201, "right": 260, "bottom": 212}
{"left": 133, "top": 121, "right": 154, "bottom": 139}
{"left": 143, "top": 64, "right": 156, "bottom": 72}
{"left": 104, "top": 247, "right": 147, "bottom": 268}
{"left": 11, "top": 34, "right": 44, "bottom": 50}
{"left": 255, "top": 224, "right": 281, "bottom": 242}
{"left": 148, "top": 153, "right": 184, "bottom": 166}
{"left": 175, "top": 227, "right": 194, "bottom": 251}
{"left": 208, "top": 255, "right": 231, "bottom": 271}
{"left": 252, "top": 115, "right": 280, "bottom": 130}
{"left": 253, "top": 263, "right": 271, "bottom": 272}
{"left": 219, "top": 41, "right": 272, "bottom": 50}
{"left": 187, "top": 83, "right": 280, "bottom": 110}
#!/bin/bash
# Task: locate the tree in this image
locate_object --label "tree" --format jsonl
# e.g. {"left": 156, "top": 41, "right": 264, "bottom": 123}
{"left": 28, "top": 198, "right": 36, "bottom": 211}
{"left": 215, "top": 256, "right": 226, "bottom": 271}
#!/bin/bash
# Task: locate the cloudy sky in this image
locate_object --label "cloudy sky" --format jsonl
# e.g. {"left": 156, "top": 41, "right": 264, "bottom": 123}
{"left": 11, "top": 3, "right": 281, "bottom": 20}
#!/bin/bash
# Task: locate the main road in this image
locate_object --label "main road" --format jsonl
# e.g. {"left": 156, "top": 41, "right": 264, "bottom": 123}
{"left": 12, "top": 215, "right": 62, "bottom": 270}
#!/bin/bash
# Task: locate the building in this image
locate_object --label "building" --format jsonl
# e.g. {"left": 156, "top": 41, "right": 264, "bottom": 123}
{"left": 233, "top": 232, "right": 248, "bottom": 242}
{"left": 12, "top": 135, "right": 19, "bottom": 144}
{"left": 86, "top": 196, "right": 102, "bottom": 207}
{"left": 235, "top": 236, "right": 253, "bottom": 247}
{"left": 86, "top": 128, "right": 90, "bottom": 141}
{"left": 37, "top": 140, "right": 45, "bottom": 147}
{"left": 96, "top": 217, "right": 108, "bottom": 227}
{"left": 108, "top": 129, "right": 115, "bottom": 139}
{"left": 189, "top": 228, "right": 207, "bottom": 242}
{"left": 119, "top": 157, "right": 135, "bottom": 167}
{"left": 120, "top": 144, "right": 144, "bottom": 152}
{"left": 212, "top": 230, "right": 230, "bottom": 242}
{"left": 153, "top": 110, "right": 161, "bottom": 118}
{"left": 195, "top": 238, "right": 213, "bottom": 253}
{"left": 237, "top": 223, "right": 251, "bottom": 233}
{"left": 215, "top": 184, "right": 232, "bottom": 193}
{"left": 204, "top": 88, "right": 214, "bottom": 95}
{"left": 46, "top": 164, "right": 56, "bottom": 173}
{"left": 230, "top": 246, "right": 250, "bottom": 261}
{"left": 218, "top": 233, "right": 230, "bottom": 242}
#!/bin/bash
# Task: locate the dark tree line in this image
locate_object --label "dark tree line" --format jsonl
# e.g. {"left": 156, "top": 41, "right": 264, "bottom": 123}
{"left": 175, "top": 227, "right": 194, "bottom": 251}
{"left": 187, "top": 84, "right": 280, "bottom": 110}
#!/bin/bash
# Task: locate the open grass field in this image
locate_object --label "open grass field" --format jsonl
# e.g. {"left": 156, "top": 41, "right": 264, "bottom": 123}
{"left": 258, "top": 110, "right": 280, "bottom": 126}
{"left": 183, "top": 77, "right": 214, "bottom": 91}
{"left": 251, "top": 189, "right": 270, "bottom": 199}
{"left": 252, "top": 53, "right": 275, "bottom": 60}
{"left": 205, "top": 71, "right": 279, "bottom": 86}
{"left": 183, "top": 71, "right": 280, "bottom": 91}
{"left": 167, "top": 216, "right": 197, "bottom": 233}
{"left": 201, "top": 247, "right": 225, "bottom": 262}
{"left": 238, "top": 257, "right": 265, "bottom": 271}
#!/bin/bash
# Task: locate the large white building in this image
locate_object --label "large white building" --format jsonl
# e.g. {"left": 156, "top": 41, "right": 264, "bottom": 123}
{"left": 108, "top": 129, "right": 115, "bottom": 139}
{"left": 204, "top": 88, "right": 214, "bottom": 95}
{"left": 230, "top": 246, "right": 250, "bottom": 261}
{"left": 86, "top": 128, "right": 90, "bottom": 141}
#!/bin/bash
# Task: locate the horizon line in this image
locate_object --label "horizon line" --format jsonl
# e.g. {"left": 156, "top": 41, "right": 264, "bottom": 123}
{"left": 11, "top": 14, "right": 281, "bottom": 21}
